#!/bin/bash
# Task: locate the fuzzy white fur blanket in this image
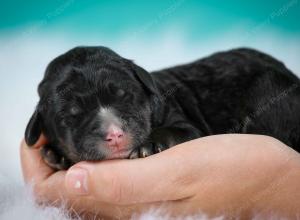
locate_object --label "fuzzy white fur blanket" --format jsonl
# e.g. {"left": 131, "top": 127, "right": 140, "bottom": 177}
{"left": 0, "top": 174, "right": 225, "bottom": 220}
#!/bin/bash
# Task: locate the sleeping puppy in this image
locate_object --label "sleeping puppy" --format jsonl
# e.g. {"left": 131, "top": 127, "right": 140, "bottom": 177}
{"left": 25, "top": 47, "right": 300, "bottom": 169}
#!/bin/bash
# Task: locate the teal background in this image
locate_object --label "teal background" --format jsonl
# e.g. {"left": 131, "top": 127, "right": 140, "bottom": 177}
{"left": 1, "top": 0, "right": 300, "bottom": 39}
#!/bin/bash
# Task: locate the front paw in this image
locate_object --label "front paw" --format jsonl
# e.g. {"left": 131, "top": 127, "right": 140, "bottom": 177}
{"left": 128, "top": 141, "right": 169, "bottom": 159}
{"left": 40, "top": 145, "right": 71, "bottom": 170}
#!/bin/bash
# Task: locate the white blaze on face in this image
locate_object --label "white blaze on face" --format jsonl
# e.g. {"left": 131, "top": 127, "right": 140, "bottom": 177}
{"left": 98, "top": 107, "right": 123, "bottom": 131}
{"left": 97, "top": 107, "right": 131, "bottom": 154}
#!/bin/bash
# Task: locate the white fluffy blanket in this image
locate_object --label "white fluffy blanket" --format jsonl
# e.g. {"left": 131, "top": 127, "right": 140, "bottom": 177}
{"left": 0, "top": 174, "right": 225, "bottom": 220}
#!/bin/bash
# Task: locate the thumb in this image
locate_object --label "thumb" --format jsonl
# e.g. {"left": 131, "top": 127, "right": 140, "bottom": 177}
{"left": 65, "top": 145, "right": 198, "bottom": 205}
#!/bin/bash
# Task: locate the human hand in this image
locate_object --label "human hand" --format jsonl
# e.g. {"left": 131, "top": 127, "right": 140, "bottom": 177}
{"left": 20, "top": 134, "right": 300, "bottom": 219}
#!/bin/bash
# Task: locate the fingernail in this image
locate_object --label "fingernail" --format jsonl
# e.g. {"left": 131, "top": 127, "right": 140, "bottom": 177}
{"left": 66, "top": 167, "right": 88, "bottom": 195}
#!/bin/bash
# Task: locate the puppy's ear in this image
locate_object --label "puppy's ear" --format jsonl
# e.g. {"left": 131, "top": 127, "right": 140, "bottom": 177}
{"left": 133, "top": 65, "right": 158, "bottom": 95}
{"left": 25, "top": 109, "right": 42, "bottom": 146}
{"left": 132, "top": 65, "right": 165, "bottom": 125}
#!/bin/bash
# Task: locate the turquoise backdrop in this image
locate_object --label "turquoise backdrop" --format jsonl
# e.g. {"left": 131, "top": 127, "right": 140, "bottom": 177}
{"left": 1, "top": 0, "right": 299, "bottom": 40}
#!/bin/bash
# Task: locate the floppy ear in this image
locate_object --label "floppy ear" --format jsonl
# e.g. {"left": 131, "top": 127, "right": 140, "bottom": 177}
{"left": 132, "top": 65, "right": 165, "bottom": 125}
{"left": 133, "top": 65, "right": 159, "bottom": 95}
{"left": 25, "top": 109, "right": 42, "bottom": 146}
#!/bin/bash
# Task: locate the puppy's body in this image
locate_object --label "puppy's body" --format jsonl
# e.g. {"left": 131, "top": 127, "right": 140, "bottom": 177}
{"left": 25, "top": 47, "right": 300, "bottom": 169}
{"left": 152, "top": 48, "right": 300, "bottom": 150}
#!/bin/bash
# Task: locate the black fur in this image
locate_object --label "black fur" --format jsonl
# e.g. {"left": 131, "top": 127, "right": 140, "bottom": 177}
{"left": 25, "top": 47, "right": 300, "bottom": 169}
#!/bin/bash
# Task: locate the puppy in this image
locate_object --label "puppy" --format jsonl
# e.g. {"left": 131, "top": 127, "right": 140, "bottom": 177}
{"left": 25, "top": 47, "right": 300, "bottom": 169}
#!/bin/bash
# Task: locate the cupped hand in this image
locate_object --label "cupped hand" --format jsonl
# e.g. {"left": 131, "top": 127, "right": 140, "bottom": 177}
{"left": 20, "top": 134, "right": 300, "bottom": 219}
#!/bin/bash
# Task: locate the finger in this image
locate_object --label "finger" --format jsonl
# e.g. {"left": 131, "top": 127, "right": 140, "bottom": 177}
{"left": 20, "top": 139, "right": 71, "bottom": 203}
{"left": 31, "top": 133, "right": 47, "bottom": 148}
{"left": 32, "top": 169, "right": 150, "bottom": 219}
{"left": 20, "top": 139, "right": 54, "bottom": 183}
{"left": 65, "top": 143, "right": 199, "bottom": 205}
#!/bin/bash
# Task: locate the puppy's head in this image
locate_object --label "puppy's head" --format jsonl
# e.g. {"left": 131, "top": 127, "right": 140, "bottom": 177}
{"left": 25, "top": 46, "right": 162, "bottom": 163}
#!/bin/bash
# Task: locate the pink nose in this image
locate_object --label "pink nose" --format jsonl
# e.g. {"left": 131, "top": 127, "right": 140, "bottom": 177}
{"left": 105, "top": 124, "right": 125, "bottom": 146}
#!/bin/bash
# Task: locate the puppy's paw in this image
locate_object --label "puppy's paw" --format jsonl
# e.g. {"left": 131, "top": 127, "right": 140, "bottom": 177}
{"left": 128, "top": 145, "right": 152, "bottom": 159}
{"left": 128, "top": 142, "right": 169, "bottom": 159}
{"left": 40, "top": 145, "right": 70, "bottom": 170}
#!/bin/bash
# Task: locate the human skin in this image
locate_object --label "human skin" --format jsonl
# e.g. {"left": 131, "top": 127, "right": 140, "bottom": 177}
{"left": 20, "top": 134, "right": 300, "bottom": 219}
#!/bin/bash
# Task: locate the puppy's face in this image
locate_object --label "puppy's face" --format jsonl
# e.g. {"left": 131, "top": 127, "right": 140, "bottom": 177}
{"left": 25, "top": 47, "right": 160, "bottom": 163}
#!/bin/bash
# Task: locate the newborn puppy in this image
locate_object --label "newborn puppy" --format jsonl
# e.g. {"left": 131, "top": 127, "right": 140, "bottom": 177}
{"left": 25, "top": 47, "right": 300, "bottom": 169}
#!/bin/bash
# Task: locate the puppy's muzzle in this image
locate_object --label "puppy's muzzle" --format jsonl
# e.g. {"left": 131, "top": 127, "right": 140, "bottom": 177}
{"left": 105, "top": 124, "right": 126, "bottom": 147}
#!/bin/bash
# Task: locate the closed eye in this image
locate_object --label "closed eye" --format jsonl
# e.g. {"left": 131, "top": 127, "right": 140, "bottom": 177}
{"left": 70, "top": 106, "right": 82, "bottom": 116}
{"left": 116, "top": 89, "right": 125, "bottom": 97}
{"left": 107, "top": 83, "right": 126, "bottom": 97}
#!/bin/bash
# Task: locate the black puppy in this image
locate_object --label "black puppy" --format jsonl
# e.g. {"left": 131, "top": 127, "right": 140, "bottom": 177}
{"left": 25, "top": 47, "right": 300, "bottom": 169}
